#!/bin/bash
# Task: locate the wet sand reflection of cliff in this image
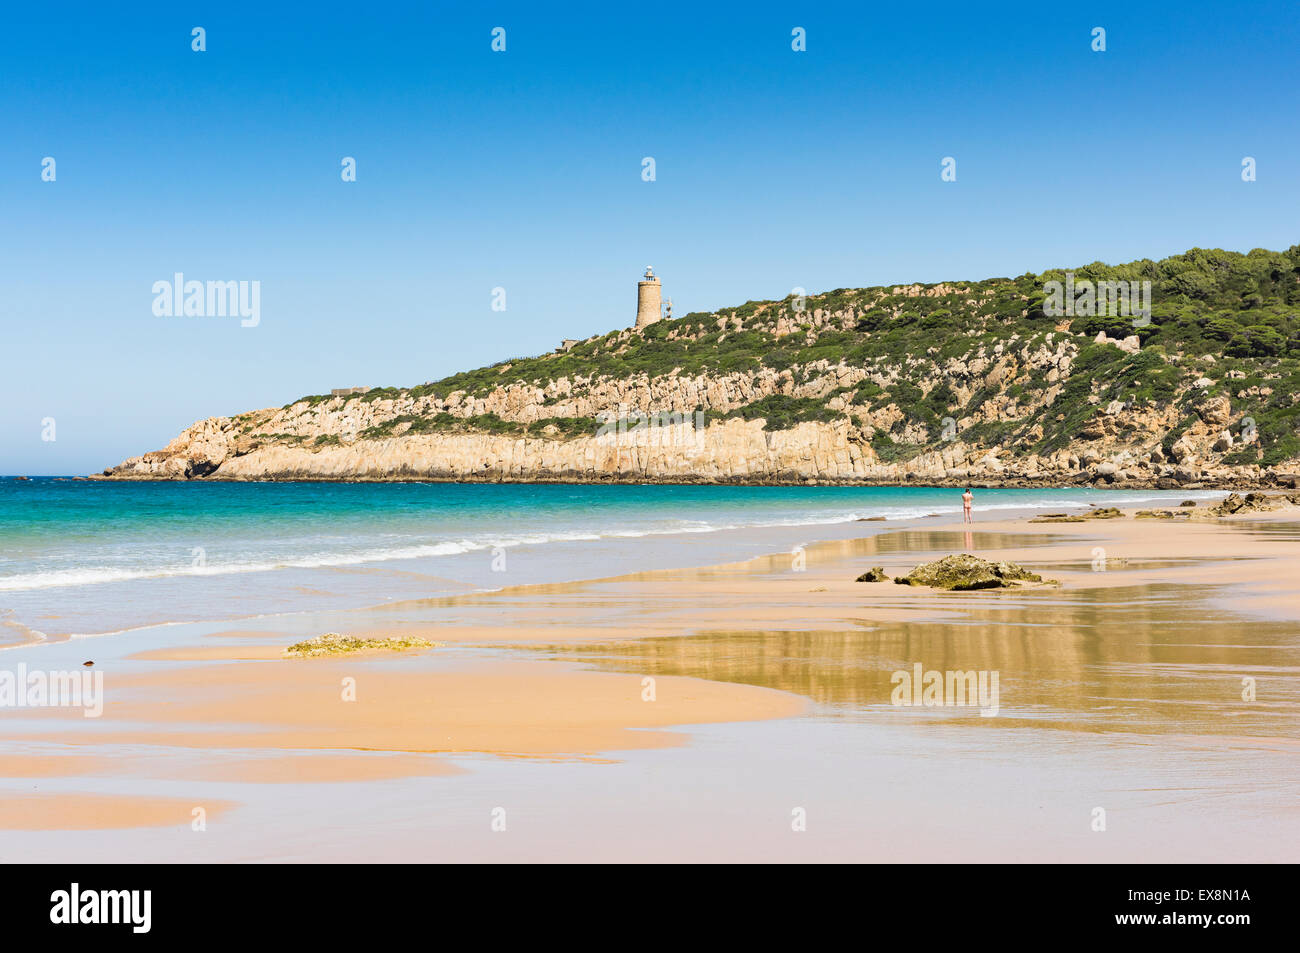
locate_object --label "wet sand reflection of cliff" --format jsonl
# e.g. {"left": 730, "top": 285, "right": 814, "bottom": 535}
{"left": 534, "top": 582, "right": 1300, "bottom": 739}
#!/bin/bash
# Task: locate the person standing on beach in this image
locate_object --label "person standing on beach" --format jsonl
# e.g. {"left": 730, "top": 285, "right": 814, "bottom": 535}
{"left": 962, "top": 488, "right": 974, "bottom": 523}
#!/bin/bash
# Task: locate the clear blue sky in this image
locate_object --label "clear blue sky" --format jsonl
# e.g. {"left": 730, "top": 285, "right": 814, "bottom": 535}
{"left": 3, "top": 0, "right": 1298, "bottom": 474}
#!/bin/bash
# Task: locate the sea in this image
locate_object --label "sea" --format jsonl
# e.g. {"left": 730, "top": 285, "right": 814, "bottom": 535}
{"left": 0, "top": 478, "right": 1223, "bottom": 640}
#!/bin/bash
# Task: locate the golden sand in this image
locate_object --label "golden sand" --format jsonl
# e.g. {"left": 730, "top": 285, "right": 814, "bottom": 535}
{"left": 11, "top": 660, "right": 807, "bottom": 758}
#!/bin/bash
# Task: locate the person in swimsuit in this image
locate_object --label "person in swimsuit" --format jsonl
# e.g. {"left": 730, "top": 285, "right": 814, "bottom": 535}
{"left": 962, "top": 487, "right": 973, "bottom": 524}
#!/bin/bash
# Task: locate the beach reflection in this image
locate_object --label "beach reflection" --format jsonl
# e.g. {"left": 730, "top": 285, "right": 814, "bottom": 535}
{"left": 535, "top": 581, "right": 1300, "bottom": 739}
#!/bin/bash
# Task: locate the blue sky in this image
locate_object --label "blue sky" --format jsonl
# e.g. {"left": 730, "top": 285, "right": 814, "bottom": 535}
{"left": 3, "top": 0, "right": 1298, "bottom": 473}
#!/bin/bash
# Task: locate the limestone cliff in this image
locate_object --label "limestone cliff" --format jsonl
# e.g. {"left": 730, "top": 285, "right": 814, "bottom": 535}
{"left": 100, "top": 246, "right": 1300, "bottom": 488}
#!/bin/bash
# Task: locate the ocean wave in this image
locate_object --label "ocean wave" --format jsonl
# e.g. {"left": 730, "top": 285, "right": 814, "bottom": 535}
{"left": 0, "top": 535, "right": 546, "bottom": 592}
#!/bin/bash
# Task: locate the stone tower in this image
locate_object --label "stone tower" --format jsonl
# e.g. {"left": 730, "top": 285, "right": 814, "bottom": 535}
{"left": 636, "top": 266, "right": 662, "bottom": 329}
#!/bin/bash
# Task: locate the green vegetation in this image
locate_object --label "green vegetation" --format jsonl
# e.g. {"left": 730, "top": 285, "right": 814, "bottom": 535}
{"left": 722, "top": 395, "right": 845, "bottom": 431}
{"left": 870, "top": 430, "right": 920, "bottom": 463}
{"left": 357, "top": 413, "right": 602, "bottom": 441}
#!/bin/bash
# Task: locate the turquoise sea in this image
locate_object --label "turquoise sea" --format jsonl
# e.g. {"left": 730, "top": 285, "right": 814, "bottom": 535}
{"left": 0, "top": 479, "right": 1222, "bottom": 639}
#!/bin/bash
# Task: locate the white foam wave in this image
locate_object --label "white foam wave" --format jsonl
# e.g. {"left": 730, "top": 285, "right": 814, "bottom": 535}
{"left": 0, "top": 490, "right": 1222, "bottom": 593}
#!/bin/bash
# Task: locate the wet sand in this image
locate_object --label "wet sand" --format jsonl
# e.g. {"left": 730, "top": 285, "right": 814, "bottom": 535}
{"left": 0, "top": 793, "right": 235, "bottom": 831}
{"left": 2, "top": 498, "right": 1298, "bottom": 861}
{"left": 10, "top": 658, "right": 807, "bottom": 757}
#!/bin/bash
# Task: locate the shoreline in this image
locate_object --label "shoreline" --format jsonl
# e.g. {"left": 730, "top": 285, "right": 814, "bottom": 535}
{"left": 1, "top": 485, "right": 1233, "bottom": 644}
{"left": 7, "top": 490, "right": 1297, "bottom": 667}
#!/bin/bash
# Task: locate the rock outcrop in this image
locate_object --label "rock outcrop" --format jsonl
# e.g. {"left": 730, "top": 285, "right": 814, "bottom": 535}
{"left": 1029, "top": 507, "right": 1124, "bottom": 522}
{"left": 284, "top": 632, "right": 439, "bottom": 658}
{"left": 893, "top": 555, "right": 1048, "bottom": 590}
{"left": 96, "top": 391, "right": 1297, "bottom": 487}
{"left": 1209, "top": 492, "right": 1280, "bottom": 516}
{"left": 97, "top": 247, "right": 1300, "bottom": 487}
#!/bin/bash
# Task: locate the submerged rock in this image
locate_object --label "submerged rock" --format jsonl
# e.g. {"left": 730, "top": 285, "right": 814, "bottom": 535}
{"left": 284, "top": 632, "right": 440, "bottom": 658}
{"left": 1086, "top": 507, "right": 1124, "bottom": 519}
{"left": 894, "top": 554, "right": 1046, "bottom": 591}
{"left": 1029, "top": 506, "right": 1123, "bottom": 523}
{"left": 855, "top": 566, "right": 890, "bottom": 582}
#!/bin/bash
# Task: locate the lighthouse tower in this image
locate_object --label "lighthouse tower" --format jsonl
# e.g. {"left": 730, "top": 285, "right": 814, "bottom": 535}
{"left": 635, "top": 266, "right": 662, "bottom": 329}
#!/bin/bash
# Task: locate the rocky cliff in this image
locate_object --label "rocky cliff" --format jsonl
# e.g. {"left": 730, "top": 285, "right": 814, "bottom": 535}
{"left": 100, "top": 246, "right": 1300, "bottom": 488}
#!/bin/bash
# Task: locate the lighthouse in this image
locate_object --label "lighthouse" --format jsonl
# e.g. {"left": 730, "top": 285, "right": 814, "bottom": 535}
{"left": 635, "top": 266, "right": 662, "bottom": 329}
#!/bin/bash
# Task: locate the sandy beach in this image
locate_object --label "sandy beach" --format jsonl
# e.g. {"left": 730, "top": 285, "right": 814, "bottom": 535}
{"left": 2, "top": 495, "right": 1298, "bottom": 862}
